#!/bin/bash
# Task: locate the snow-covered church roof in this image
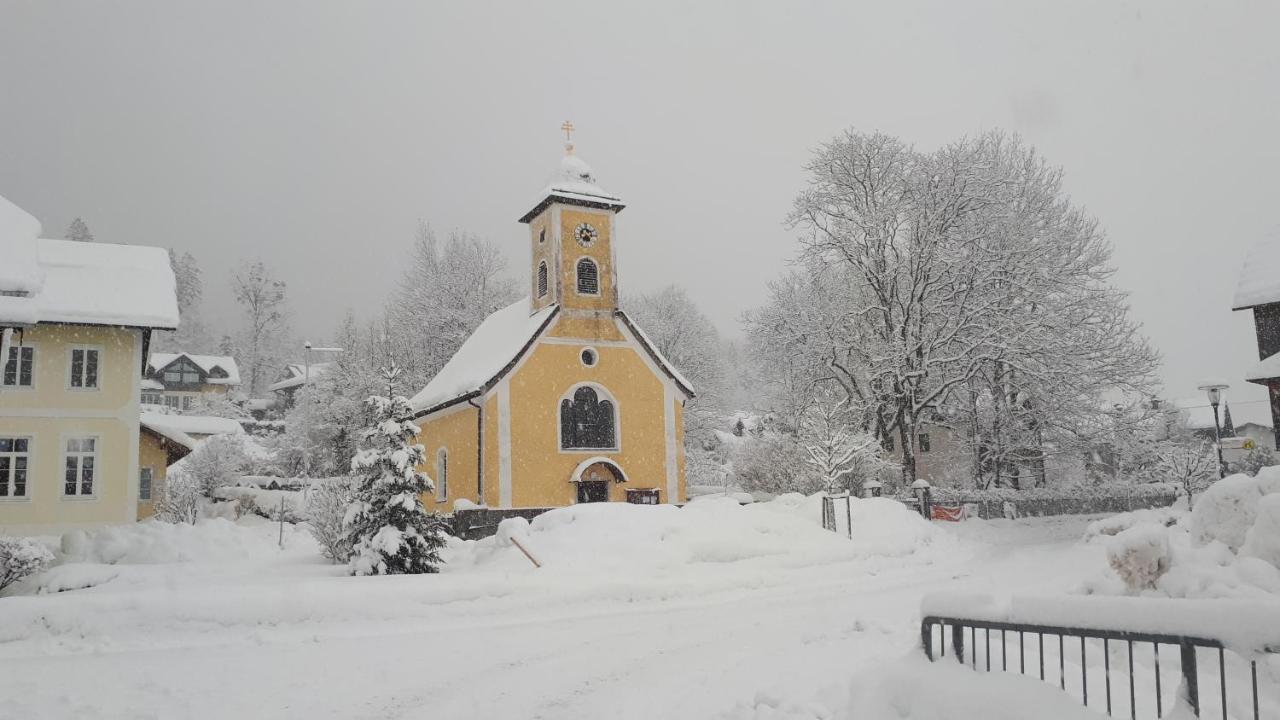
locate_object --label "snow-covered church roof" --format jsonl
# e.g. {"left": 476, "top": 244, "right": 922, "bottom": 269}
{"left": 518, "top": 151, "right": 626, "bottom": 224}
{"left": 409, "top": 296, "right": 694, "bottom": 417}
{"left": 1232, "top": 228, "right": 1280, "bottom": 310}
{"left": 410, "top": 297, "right": 559, "bottom": 414}
{"left": 0, "top": 193, "right": 179, "bottom": 329}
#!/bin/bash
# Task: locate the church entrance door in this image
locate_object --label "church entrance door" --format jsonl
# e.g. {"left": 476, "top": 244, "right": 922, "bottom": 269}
{"left": 574, "top": 460, "right": 623, "bottom": 503}
{"left": 576, "top": 480, "right": 608, "bottom": 503}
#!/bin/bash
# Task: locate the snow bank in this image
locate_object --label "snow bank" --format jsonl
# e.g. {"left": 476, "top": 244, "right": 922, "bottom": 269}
{"left": 724, "top": 655, "right": 1101, "bottom": 720}
{"left": 447, "top": 493, "right": 951, "bottom": 576}
{"left": 1083, "top": 504, "right": 1181, "bottom": 542}
{"left": 60, "top": 518, "right": 307, "bottom": 565}
{"left": 1242, "top": 494, "right": 1280, "bottom": 567}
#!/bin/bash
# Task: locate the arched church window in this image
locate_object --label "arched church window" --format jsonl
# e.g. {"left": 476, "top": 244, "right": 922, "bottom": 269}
{"left": 436, "top": 448, "right": 448, "bottom": 501}
{"left": 560, "top": 385, "right": 617, "bottom": 450}
{"left": 537, "top": 261, "right": 549, "bottom": 297}
{"left": 576, "top": 258, "right": 599, "bottom": 295}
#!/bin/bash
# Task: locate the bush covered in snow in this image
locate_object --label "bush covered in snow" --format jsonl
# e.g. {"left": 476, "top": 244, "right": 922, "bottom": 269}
{"left": 0, "top": 537, "right": 54, "bottom": 592}
{"left": 1083, "top": 469, "right": 1280, "bottom": 599}
{"left": 306, "top": 477, "right": 356, "bottom": 563}
{"left": 734, "top": 433, "right": 824, "bottom": 495}
{"left": 1106, "top": 524, "right": 1171, "bottom": 592}
{"left": 1188, "top": 474, "right": 1264, "bottom": 552}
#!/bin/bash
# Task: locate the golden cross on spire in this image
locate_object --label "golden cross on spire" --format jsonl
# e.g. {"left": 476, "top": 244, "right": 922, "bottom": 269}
{"left": 561, "top": 120, "right": 575, "bottom": 155}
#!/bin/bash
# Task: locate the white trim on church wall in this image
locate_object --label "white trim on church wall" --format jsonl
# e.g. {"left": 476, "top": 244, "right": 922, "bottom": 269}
{"left": 663, "top": 382, "right": 678, "bottom": 503}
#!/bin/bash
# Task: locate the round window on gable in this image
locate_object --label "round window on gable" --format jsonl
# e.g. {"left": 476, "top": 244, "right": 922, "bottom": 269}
{"left": 580, "top": 348, "right": 598, "bottom": 367}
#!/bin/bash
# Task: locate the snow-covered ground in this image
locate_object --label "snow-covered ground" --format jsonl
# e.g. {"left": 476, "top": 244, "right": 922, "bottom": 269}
{"left": 0, "top": 502, "right": 1163, "bottom": 719}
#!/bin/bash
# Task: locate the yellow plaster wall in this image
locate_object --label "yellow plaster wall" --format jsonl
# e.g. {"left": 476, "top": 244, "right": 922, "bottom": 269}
{"left": 545, "top": 314, "right": 625, "bottom": 342}
{"left": 413, "top": 405, "right": 480, "bottom": 512}
{"left": 0, "top": 417, "right": 135, "bottom": 531}
{"left": 506, "top": 335, "right": 674, "bottom": 507}
{"left": 2, "top": 325, "right": 138, "bottom": 412}
{"left": 558, "top": 208, "right": 617, "bottom": 312}
{"left": 529, "top": 212, "right": 556, "bottom": 312}
{"left": 137, "top": 430, "right": 169, "bottom": 520}
{"left": 0, "top": 324, "right": 141, "bottom": 532}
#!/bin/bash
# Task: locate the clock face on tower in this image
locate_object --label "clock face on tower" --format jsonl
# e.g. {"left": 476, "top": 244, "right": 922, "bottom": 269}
{"left": 574, "top": 223, "right": 598, "bottom": 248}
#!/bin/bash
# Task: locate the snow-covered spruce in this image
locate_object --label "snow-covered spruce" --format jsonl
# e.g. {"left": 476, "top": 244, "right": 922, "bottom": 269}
{"left": 344, "top": 395, "right": 445, "bottom": 575}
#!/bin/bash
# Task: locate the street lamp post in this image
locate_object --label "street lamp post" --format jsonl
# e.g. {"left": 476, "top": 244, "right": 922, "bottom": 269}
{"left": 1198, "top": 381, "right": 1230, "bottom": 479}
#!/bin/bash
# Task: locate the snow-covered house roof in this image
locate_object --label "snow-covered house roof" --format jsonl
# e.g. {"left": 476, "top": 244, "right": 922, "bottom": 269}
{"left": 1232, "top": 230, "right": 1280, "bottom": 310}
{"left": 1246, "top": 352, "right": 1280, "bottom": 384}
{"left": 139, "top": 411, "right": 245, "bottom": 440}
{"left": 0, "top": 194, "right": 179, "bottom": 329}
{"left": 268, "top": 362, "right": 334, "bottom": 393}
{"left": 518, "top": 152, "right": 626, "bottom": 224}
{"left": 408, "top": 296, "right": 695, "bottom": 417}
{"left": 148, "top": 352, "right": 241, "bottom": 385}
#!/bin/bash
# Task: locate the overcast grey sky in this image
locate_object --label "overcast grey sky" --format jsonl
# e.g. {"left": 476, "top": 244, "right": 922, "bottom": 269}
{"left": 2, "top": 1, "right": 1278, "bottom": 408}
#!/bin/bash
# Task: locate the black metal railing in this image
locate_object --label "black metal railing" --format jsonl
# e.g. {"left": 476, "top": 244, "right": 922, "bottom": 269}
{"left": 921, "top": 614, "right": 1274, "bottom": 718}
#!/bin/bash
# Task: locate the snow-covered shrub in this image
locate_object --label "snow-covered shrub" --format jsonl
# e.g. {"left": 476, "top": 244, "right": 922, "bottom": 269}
{"left": 181, "top": 434, "right": 251, "bottom": 497}
{"left": 1230, "top": 447, "right": 1276, "bottom": 477}
{"left": 154, "top": 468, "right": 201, "bottom": 524}
{"left": 1189, "top": 474, "right": 1264, "bottom": 551}
{"left": 1106, "top": 524, "right": 1172, "bottom": 592}
{"left": 1242, "top": 494, "right": 1280, "bottom": 568}
{"left": 345, "top": 394, "right": 446, "bottom": 576}
{"left": 306, "top": 478, "right": 356, "bottom": 563}
{"left": 0, "top": 537, "right": 54, "bottom": 591}
{"left": 734, "top": 433, "right": 824, "bottom": 495}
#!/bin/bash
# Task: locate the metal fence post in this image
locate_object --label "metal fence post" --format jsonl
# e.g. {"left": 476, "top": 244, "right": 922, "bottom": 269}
{"left": 952, "top": 623, "right": 965, "bottom": 664}
{"left": 1180, "top": 642, "right": 1200, "bottom": 716}
{"left": 922, "top": 621, "right": 934, "bottom": 661}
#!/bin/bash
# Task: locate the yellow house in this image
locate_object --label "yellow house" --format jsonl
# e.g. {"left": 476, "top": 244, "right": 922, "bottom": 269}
{"left": 137, "top": 421, "right": 194, "bottom": 520}
{"left": 0, "top": 194, "right": 179, "bottom": 534}
{"left": 409, "top": 144, "right": 694, "bottom": 510}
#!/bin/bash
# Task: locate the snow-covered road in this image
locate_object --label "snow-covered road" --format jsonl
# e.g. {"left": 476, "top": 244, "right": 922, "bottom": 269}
{"left": 0, "top": 514, "right": 1101, "bottom": 720}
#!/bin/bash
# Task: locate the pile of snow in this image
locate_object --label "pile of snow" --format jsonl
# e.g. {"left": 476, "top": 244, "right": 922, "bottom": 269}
{"left": 447, "top": 494, "right": 951, "bottom": 577}
{"left": 1082, "top": 504, "right": 1181, "bottom": 541}
{"left": 59, "top": 518, "right": 308, "bottom": 566}
{"left": 1081, "top": 468, "right": 1280, "bottom": 599}
{"left": 724, "top": 655, "right": 1102, "bottom": 720}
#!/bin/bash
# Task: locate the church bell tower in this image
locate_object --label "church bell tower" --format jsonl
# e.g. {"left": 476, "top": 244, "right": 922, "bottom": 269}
{"left": 519, "top": 122, "right": 626, "bottom": 317}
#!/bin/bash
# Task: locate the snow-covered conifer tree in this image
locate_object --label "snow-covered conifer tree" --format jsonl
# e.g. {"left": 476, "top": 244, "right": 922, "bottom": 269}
{"left": 344, "top": 365, "right": 444, "bottom": 575}
{"left": 64, "top": 217, "right": 94, "bottom": 242}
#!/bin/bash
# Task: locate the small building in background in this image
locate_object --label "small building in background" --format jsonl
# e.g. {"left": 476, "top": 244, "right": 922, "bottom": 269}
{"left": 267, "top": 361, "right": 333, "bottom": 409}
{"left": 142, "top": 352, "right": 241, "bottom": 410}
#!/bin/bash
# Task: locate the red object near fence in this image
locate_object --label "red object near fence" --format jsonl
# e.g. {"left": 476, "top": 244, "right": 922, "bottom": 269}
{"left": 930, "top": 504, "right": 966, "bottom": 522}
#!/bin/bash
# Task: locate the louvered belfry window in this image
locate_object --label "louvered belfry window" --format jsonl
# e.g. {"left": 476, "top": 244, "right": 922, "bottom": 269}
{"left": 576, "top": 258, "right": 599, "bottom": 295}
{"left": 537, "top": 261, "right": 549, "bottom": 297}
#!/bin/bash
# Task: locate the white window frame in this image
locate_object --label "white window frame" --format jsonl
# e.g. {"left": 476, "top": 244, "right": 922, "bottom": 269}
{"left": 575, "top": 257, "right": 601, "bottom": 296}
{"left": 141, "top": 391, "right": 164, "bottom": 405}
{"left": 62, "top": 435, "right": 99, "bottom": 499}
{"left": 139, "top": 467, "right": 154, "bottom": 502}
{"left": 0, "top": 436, "right": 32, "bottom": 501}
{"left": 67, "top": 345, "right": 102, "bottom": 391}
{"left": 436, "top": 447, "right": 448, "bottom": 501}
{"left": 2, "top": 343, "right": 36, "bottom": 390}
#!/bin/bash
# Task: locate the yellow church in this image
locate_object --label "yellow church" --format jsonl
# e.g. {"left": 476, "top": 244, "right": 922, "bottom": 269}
{"left": 409, "top": 134, "right": 694, "bottom": 510}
